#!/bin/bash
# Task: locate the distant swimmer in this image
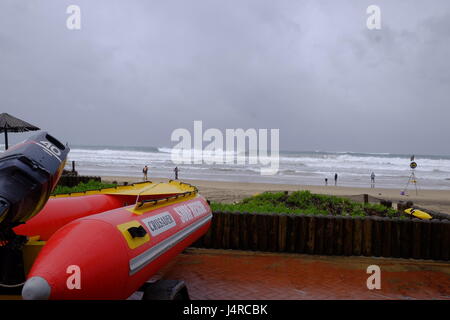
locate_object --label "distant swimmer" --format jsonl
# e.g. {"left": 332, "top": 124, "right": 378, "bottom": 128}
{"left": 174, "top": 167, "right": 179, "bottom": 180}
{"left": 334, "top": 173, "right": 338, "bottom": 186}
{"left": 371, "top": 172, "right": 376, "bottom": 188}
{"left": 143, "top": 165, "right": 148, "bottom": 181}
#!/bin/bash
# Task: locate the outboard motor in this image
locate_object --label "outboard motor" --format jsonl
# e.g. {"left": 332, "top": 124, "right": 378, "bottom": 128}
{"left": 0, "top": 132, "right": 69, "bottom": 290}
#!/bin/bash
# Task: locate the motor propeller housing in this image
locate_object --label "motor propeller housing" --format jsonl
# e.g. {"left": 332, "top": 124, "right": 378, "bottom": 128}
{"left": 0, "top": 132, "right": 69, "bottom": 232}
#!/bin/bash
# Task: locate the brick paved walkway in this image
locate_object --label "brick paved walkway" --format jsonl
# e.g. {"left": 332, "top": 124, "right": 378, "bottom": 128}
{"left": 162, "top": 249, "right": 450, "bottom": 300}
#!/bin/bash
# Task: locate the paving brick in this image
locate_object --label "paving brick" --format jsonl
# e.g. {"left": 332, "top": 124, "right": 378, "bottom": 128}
{"left": 162, "top": 248, "right": 450, "bottom": 300}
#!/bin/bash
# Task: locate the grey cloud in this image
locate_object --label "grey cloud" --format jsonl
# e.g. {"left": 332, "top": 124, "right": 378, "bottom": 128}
{"left": 0, "top": 0, "right": 449, "bottom": 155}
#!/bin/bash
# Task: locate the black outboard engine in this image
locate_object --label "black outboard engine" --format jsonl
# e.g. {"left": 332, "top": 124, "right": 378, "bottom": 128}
{"left": 0, "top": 132, "right": 69, "bottom": 290}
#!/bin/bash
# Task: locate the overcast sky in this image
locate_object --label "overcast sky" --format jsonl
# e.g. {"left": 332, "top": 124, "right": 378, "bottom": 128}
{"left": 1, "top": 0, "right": 449, "bottom": 154}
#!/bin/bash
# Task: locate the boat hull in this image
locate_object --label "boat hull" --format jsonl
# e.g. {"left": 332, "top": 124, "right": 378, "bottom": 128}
{"left": 22, "top": 195, "right": 211, "bottom": 300}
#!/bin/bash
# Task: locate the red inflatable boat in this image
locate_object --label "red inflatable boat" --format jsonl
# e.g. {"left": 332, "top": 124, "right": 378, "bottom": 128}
{"left": 22, "top": 188, "right": 212, "bottom": 300}
{"left": 14, "top": 181, "right": 191, "bottom": 241}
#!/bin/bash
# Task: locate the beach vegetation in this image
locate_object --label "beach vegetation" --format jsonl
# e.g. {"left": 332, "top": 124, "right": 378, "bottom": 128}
{"left": 210, "top": 191, "right": 398, "bottom": 218}
{"left": 52, "top": 180, "right": 117, "bottom": 195}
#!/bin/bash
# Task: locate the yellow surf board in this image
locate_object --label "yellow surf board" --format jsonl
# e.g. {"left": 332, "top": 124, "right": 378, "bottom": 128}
{"left": 404, "top": 208, "right": 432, "bottom": 220}
{"left": 52, "top": 180, "right": 197, "bottom": 198}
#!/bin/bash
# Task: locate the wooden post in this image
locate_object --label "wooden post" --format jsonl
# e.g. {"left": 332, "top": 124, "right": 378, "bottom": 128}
{"left": 362, "top": 217, "right": 373, "bottom": 256}
{"left": 400, "top": 219, "right": 412, "bottom": 258}
{"left": 441, "top": 220, "right": 450, "bottom": 261}
{"left": 343, "top": 216, "right": 354, "bottom": 256}
{"left": 257, "top": 214, "right": 268, "bottom": 252}
{"left": 324, "top": 216, "right": 335, "bottom": 255}
{"left": 397, "top": 201, "right": 407, "bottom": 214}
{"left": 230, "top": 212, "right": 240, "bottom": 250}
{"left": 297, "top": 215, "right": 308, "bottom": 253}
{"left": 353, "top": 216, "right": 363, "bottom": 256}
{"left": 202, "top": 212, "right": 215, "bottom": 248}
{"left": 250, "top": 214, "right": 258, "bottom": 251}
{"left": 222, "top": 212, "right": 231, "bottom": 249}
{"left": 314, "top": 215, "right": 325, "bottom": 255}
{"left": 278, "top": 214, "right": 288, "bottom": 252}
{"left": 240, "top": 213, "right": 250, "bottom": 250}
{"left": 430, "top": 220, "right": 441, "bottom": 260}
{"left": 412, "top": 219, "right": 422, "bottom": 259}
{"left": 363, "top": 194, "right": 369, "bottom": 204}
{"left": 268, "top": 214, "right": 279, "bottom": 252}
{"left": 391, "top": 218, "right": 402, "bottom": 258}
{"left": 334, "top": 216, "right": 344, "bottom": 255}
{"left": 214, "top": 212, "right": 224, "bottom": 249}
{"left": 190, "top": 236, "right": 202, "bottom": 248}
{"left": 287, "top": 215, "right": 298, "bottom": 253}
{"left": 306, "top": 216, "right": 316, "bottom": 254}
{"left": 72, "top": 160, "right": 76, "bottom": 172}
{"left": 193, "top": 238, "right": 203, "bottom": 247}
{"left": 381, "top": 218, "right": 392, "bottom": 257}
{"left": 372, "top": 217, "right": 383, "bottom": 257}
{"left": 420, "top": 219, "right": 431, "bottom": 259}
{"left": 380, "top": 200, "right": 392, "bottom": 208}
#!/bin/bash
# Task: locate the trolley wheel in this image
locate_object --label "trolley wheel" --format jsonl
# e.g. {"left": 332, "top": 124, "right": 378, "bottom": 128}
{"left": 142, "top": 279, "right": 190, "bottom": 300}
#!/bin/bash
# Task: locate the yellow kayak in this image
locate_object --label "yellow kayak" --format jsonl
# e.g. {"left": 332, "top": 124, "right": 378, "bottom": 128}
{"left": 404, "top": 208, "right": 432, "bottom": 220}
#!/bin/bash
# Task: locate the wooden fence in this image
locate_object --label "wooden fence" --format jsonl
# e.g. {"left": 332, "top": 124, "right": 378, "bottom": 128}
{"left": 191, "top": 212, "right": 450, "bottom": 261}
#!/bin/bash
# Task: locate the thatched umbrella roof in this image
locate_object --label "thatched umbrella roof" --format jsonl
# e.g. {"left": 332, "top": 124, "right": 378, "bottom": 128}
{"left": 0, "top": 113, "right": 40, "bottom": 150}
{"left": 0, "top": 113, "right": 39, "bottom": 132}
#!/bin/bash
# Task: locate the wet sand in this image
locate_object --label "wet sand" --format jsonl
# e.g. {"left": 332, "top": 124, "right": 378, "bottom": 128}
{"left": 101, "top": 176, "right": 450, "bottom": 214}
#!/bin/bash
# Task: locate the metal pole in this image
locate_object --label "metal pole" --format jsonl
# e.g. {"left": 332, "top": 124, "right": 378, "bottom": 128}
{"left": 413, "top": 171, "right": 418, "bottom": 196}
{"left": 403, "top": 173, "right": 411, "bottom": 194}
{"left": 4, "top": 130, "right": 8, "bottom": 150}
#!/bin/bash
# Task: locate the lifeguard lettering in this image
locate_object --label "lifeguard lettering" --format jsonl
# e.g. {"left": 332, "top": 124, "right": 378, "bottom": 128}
{"left": 174, "top": 205, "right": 194, "bottom": 223}
{"left": 142, "top": 212, "right": 176, "bottom": 236}
{"left": 187, "top": 201, "right": 207, "bottom": 217}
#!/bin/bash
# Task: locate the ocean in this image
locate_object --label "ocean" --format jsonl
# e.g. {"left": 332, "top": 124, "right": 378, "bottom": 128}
{"left": 64, "top": 146, "right": 450, "bottom": 190}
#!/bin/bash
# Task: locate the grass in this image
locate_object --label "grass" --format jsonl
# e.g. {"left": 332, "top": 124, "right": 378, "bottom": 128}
{"left": 210, "top": 190, "right": 399, "bottom": 218}
{"left": 52, "top": 180, "right": 118, "bottom": 195}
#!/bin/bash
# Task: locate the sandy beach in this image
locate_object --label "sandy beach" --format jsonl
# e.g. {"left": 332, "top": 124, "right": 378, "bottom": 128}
{"left": 101, "top": 176, "right": 450, "bottom": 215}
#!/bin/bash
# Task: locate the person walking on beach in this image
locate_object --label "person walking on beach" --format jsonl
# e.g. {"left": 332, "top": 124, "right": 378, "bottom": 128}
{"left": 325, "top": 178, "right": 328, "bottom": 186}
{"left": 334, "top": 173, "right": 338, "bottom": 186}
{"left": 371, "top": 172, "right": 376, "bottom": 188}
{"left": 174, "top": 167, "right": 179, "bottom": 180}
{"left": 143, "top": 165, "right": 148, "bottom": 181}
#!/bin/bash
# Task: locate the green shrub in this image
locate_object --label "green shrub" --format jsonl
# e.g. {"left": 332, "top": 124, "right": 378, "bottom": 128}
{"left": 52, "top": 180, "right": 117, "bottom": 195}
{"left": 211, "top": 190, "right": 396, "bottom": 218}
